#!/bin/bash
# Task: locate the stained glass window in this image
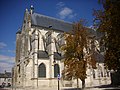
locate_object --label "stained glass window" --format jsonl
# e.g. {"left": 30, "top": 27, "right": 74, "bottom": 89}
{"left": 38, "top": 63, "right": 46, "bottom": 77}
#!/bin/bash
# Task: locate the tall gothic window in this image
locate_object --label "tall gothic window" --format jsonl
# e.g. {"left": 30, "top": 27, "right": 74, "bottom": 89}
{"left": 38, "top": 63, "right": 46, "bottom": 78}
{"left": 38, "top": 33, "right": 40, "bottom": 50}
{"left": 46, "top": 31, "right": 52, "bottom": 46}
{"left": 57, "top": 33, "right": 64, "bottom": 46}
{"left": 93, "top": 70, "right": 95, "bottom": 79}
{"left": 54, "top": 64, "right": 60, "bottom": 77}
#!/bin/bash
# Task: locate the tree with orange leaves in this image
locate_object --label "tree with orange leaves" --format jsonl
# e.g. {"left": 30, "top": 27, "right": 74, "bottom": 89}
{"left": 93, "top": 0, "right": 120, "bottom": 85}
{"left": 62, "top": 20, "right": 97, "bottom": 89}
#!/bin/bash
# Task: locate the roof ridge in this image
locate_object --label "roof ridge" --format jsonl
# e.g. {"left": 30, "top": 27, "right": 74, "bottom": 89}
{"left": 31, "top": 12, "right": 73, "bottom": 32}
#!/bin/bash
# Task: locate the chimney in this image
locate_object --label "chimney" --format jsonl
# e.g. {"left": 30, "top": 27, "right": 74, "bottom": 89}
{"left": 30, "top": 5, "right": 34, "bottom": 14}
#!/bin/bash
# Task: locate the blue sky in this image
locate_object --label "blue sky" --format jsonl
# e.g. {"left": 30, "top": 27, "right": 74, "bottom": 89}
{"left": 0, "top": 0, "right": 102, "bottom": 73}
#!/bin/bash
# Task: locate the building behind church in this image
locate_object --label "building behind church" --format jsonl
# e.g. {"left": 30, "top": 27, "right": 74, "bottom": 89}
{"left": 13, "top": 6, "right": 111, "bottom": 88}
{"left": 0, "top": 71, "right": 12, "bottom": 87}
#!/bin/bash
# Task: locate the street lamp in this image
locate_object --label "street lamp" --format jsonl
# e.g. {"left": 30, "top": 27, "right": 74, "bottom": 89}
{"left": 52, "top": 61, "right": 60, "bottom": 90}
{"left": 57, "top": 74, "right": 60, "bottom": 90}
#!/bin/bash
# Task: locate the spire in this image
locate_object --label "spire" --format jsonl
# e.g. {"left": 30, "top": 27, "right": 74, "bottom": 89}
{"left": 30, "top": 5, "right": 34, "bottom": 14}
{"left": 25, "top": 8, "right": 28, "bottom": 12}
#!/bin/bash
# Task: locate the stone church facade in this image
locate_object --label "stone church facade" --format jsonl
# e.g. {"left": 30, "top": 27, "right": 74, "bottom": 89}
{"left": 13, "top": 6, "right": 110, "bottom": 88}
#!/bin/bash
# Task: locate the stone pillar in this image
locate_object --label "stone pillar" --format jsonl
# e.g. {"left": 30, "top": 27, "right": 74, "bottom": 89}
{"left": 48, "top": 31, "right": 55, "bottom": 87}
{"left": 33, "top": 29, "right": 38, "bottom": 88}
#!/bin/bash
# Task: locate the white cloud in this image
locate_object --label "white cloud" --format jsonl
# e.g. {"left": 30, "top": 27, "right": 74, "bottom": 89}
{"left": 0, "top": 50, "right": 15, "bottom": 53}
{"left": 7, "top": 50, "right": 15, "bottom": 53}
{"left": 59, "top": 7, "right": 72, "bottom": 19}
{"left": 0, "top": 55, "right": 15, "bottom": 61}
{"left": 0, "top": 62, "right": 13, "bottom": 73}
{"left": 0, "top": 55, "right": 15, "bottom": 73}
{"left": 69, "top": 13, "right": 77, "bottom": 19}
{"left": 56, "top": 2, "right": 65, "bottom": 7}
{"left": 0, "top": 42, "right": 7, "bottom": 49}
{"left": 56, "top": 2, "right": 77, "bottom": 19}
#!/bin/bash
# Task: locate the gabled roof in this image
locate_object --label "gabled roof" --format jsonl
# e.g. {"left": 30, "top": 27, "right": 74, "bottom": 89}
{"left": 37, "top": 50, "right": 49, "bottom": 59}
{"left": 31, "top": 13, "right": 73, "bottom": 32}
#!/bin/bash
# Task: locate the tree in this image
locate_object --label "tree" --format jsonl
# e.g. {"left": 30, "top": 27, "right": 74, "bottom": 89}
{"left": 62, "top": 20, "right": 96, "bottom": 89}
{"left": 93, "top": 0, "right": 120, "bottom": 71}
{"left": 93, "top": 0, "right": 120, "bottom": 85}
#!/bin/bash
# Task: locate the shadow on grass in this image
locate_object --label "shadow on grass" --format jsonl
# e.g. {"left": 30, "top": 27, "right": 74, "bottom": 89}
{"left": 93, "top": 84, "right": 120, "bottom": 90}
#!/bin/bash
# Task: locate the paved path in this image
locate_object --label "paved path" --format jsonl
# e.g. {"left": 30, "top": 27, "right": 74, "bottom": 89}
{"left": 2, "top": 84, "right": 120, "bottom": 90}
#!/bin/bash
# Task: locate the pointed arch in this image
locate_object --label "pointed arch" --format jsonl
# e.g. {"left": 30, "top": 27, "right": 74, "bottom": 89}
{"left": 38, "top": 63, "right": 46, "bottom": 77}
{"left": 54, "top": 64, "right": 60, "bottom": 77}
{"left": 93, "top": 69, "right": 95, "bottom": 79}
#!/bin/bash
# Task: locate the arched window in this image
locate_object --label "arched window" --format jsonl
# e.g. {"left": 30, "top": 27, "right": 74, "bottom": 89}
{"left": 93, "top": 70, "right": 95, "bottom": 79}
{"left": 38, "top": 63, "right": 46, "bottom": 77}
{"left": 54, "top": 64, "right": 60, "bottom": 77}
{"left": 101, "top": 71, "right": 103, "bottom": 77}
{"left": 107, "top": 71, "right": 109, "bottom": 77}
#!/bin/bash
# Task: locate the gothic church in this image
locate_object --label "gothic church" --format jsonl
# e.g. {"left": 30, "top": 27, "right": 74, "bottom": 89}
{"left": 13, "top": 6, "right": 110, "bottom": 88}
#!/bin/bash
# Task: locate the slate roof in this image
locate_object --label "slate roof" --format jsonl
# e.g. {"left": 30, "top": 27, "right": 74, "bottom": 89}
{"left": 31, "top": 13, "right": 73, "bottom": 32}
{"left": 16, "top": 30, "right": 21, "bottom": 34}
{"left": 31, "top": 13, "right": 99, "bottom": 37}
{"left": 87, "top": 29, "right": 97, "bottom": 37}
{"left": 94, "top": 52, "right": 104, "bottom": 63}
{"left": 37, "top": 51, "right": 63, "bottom": 60}
{"left": 37, "top": 50, "right": 49, "bottom": 59}
{"left": 0, "top": 72, "right": 12, "bottom": 78}
{"left": 96, "top": 30, "right": 104, "bottom": 39}
{"left": 54, "top": 52, "right": 62, "bottom": 60}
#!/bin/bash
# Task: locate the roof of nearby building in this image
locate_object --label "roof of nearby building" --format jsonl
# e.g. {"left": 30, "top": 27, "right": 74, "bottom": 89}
{"left": 37, "top": 50, "right": 49, "bottom": 59}
{"left": 31, "top": 13, "right": 73, "bottom": 32}
{"left": 0, "top": 72, "right": 12, "bottom": 78}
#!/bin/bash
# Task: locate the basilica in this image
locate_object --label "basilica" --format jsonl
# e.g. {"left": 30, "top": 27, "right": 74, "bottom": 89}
{"left": 13, "top": 6, "right": 110, "bottom": 88}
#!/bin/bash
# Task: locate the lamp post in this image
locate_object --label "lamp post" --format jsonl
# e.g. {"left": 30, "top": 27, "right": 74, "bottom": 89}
{"left": 57, "top": 74, "right": 60, "bottom": 90}
{"left": 53, "top": 61, "right": 60, "bottom": 90}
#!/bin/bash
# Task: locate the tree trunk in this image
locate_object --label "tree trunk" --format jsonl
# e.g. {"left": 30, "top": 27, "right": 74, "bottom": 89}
{"left": 77, "top": 78, "right": 79, "bottom": 90}
{"left": 82, "top": 79, "right": 85, "bottom": 89}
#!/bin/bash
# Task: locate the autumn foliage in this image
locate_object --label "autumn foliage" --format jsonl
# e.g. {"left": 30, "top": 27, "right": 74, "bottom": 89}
{"left": 93, "top": 0, "right": 120, "bottom": 70}
{"left": 62, "top": 20, "right": 97, "bottom": 88}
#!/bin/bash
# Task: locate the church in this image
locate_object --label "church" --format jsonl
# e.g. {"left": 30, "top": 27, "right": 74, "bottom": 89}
{"left": 13, "top": 6, "right": 110, "bottom": 88}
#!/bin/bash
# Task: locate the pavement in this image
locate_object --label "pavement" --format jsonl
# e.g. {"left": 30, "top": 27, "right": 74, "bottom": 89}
{"left": 1, "top": 84, "right": 120, "bottom": 90}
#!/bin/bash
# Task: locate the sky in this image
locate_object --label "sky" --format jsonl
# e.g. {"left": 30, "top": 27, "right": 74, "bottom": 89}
{"left": 0, "top": 0, "right": 102, "bottom": 73}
